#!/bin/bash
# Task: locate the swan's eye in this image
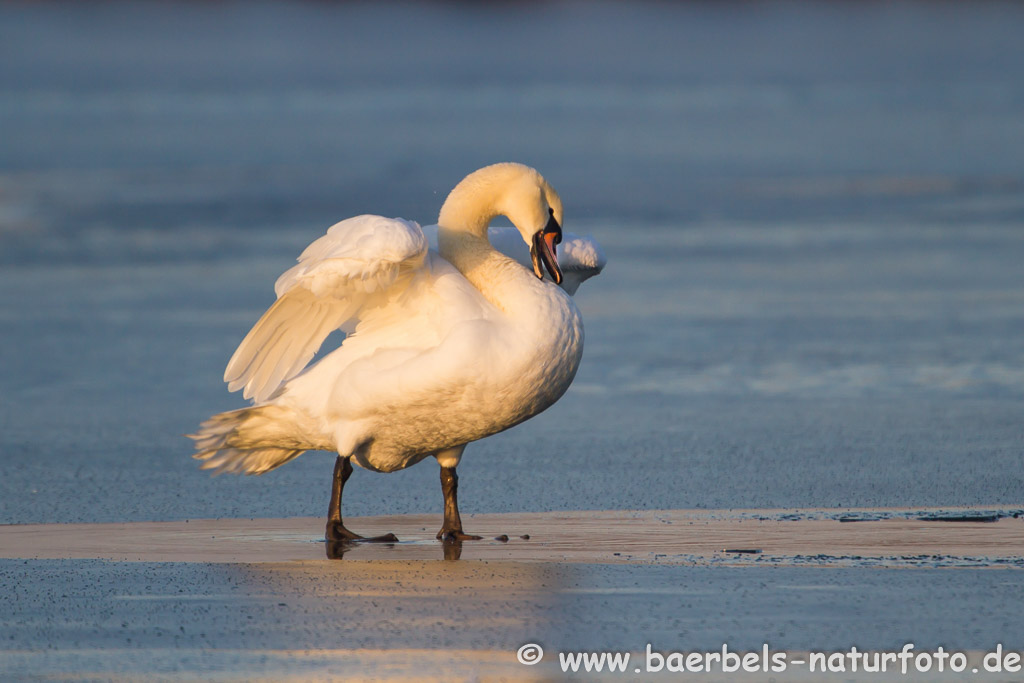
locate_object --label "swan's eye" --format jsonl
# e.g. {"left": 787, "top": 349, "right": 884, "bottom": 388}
{"left": 544, "top": 208, "right": 562, "bottom": 244}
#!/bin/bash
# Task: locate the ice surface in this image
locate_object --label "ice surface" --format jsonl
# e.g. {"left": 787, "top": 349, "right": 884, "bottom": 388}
{"left": 1, "top": 1, "right": 1023, "bottom": 525}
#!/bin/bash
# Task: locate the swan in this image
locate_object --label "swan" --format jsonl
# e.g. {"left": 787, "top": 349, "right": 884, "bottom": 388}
{"left": 190, "top": 163, "right": 595, "bottom": 543}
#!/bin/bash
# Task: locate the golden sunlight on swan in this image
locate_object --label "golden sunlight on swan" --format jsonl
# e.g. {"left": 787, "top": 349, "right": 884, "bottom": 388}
{"left": 190, "top": 163, "right": 604, "bottom": 544}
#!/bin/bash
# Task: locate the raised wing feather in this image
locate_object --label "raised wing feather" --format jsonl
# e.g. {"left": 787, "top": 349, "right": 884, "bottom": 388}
{"left": 224, "top": 215, "right": 428, "bottom": 403}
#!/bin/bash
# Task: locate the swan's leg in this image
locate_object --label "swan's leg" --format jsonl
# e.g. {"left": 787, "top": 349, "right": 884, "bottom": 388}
{"left": 436, "top": 463, "right": 483, "bottom": 541}
{"left": 325, "top": 455, "right": 398, "bottom": 543}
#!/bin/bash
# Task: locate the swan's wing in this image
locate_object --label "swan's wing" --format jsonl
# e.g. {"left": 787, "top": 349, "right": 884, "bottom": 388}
{"left": 421, "top": 224, "right": 605, "bottom": 295}
{"left": 554, "top": 230, "right": 607, "bottom": 294}
{"left": 224, "top": 214, "right": 428, "bottom": 403}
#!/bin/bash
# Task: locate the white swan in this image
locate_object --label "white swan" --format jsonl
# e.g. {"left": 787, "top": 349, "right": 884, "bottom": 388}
{"left": 190, "top": 163, "right": 592, "bottom": 542}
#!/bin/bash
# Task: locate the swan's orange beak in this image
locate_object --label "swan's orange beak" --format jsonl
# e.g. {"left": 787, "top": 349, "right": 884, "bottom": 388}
{"left": 530, "top": 213, "right": 563, "bottom": 285}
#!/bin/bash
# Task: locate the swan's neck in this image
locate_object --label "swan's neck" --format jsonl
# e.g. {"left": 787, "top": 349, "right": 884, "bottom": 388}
{"left": 435, "top": 162, "right": 567, "bottom": 317}
{"left": 438, "top": 227, "right": 541, "bottom": 315}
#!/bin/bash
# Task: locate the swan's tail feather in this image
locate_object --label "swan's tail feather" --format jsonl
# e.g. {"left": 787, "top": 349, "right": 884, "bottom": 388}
{"left": 188, "top": 406, "right": 309, "bottom": 475}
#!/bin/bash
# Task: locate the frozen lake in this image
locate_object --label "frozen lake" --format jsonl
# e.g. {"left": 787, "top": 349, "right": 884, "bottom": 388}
{"left": 1, "top": 3, "right": 1023, "bottom": 679}
{"left": 2, "top": 1, "right": 1022, "bottom": 523}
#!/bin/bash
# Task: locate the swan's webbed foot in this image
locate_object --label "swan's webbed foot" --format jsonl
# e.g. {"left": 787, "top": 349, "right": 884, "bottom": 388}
{"left": 325, "top": 455, "right": 399, "bottom": 551}
{"left": 436, "top": 528, "right": 483, "bottom": 542}
{"left": 436, "top": 463, "right": 482, "bottom": 544}
{"left": 326, "top": 521, "right": 398, "bottom": 544}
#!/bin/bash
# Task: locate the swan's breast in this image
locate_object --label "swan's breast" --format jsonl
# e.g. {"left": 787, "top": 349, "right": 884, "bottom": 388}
{"left": 435, "top": 285, "right": 584, "bottom": 440}
{"left": 347, "top": 287, "right": 582, "bottom": 472}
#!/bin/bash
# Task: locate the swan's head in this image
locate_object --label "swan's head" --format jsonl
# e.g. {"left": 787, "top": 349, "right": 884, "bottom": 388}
{"left": 438, "top": 162, "right": 565, "bottom": 285}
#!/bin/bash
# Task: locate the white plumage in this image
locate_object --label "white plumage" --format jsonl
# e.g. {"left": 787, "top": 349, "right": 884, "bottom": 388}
{"left": 190, "top": 163, "right": 603, "bottom": 540}
{"left": 223, "top": 215, "right": 430, "bottom": 403}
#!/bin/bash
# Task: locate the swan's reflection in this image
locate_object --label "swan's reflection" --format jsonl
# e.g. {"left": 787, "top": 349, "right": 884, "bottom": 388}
{"left": 325, "top": 538, "right": 464, "bottom": 560}
{"left": 442, "top": 538, "right": 463, "bottom": 561}
{"left": 324, "top": 539, "right": 358, "bottom": 559}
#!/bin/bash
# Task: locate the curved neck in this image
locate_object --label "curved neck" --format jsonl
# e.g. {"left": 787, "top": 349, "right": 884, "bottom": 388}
{"left": 438, "top": 229, "right": 539, "bottom": 315}
{"left": 437, "top": 186, "right": 498, "bottom": 240}
{"left": 437, "top": 206, "right": 541, "bottom": 317}
{"left": 436, "top": 163, "right": 516, "bottom": 239}
{"left": 435, "top": 163, "right": 558, "bottom": 316}
{"left": 436, "top": 162, "right": 541, "bottom": 240}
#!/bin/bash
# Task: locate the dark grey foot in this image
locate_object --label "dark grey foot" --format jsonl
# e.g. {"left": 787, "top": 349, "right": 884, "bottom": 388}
{"left": 326, "top": 522, "right": 398, "bottom": 543}
{"left": 436, "top": 528, "right": 483, "bottom": 542}
{"left": 363, "top": 533, "right": 400, "bottom": 543}
{"left": 436, "top": 464, "right": 481, "bottom": 543}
